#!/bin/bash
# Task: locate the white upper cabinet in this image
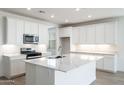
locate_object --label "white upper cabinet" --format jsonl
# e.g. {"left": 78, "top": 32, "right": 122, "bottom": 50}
{"left": 59, "top": 27, "right": 72, "bottom": 37}
{"left": 16, "top": 19, "right": 24, "bottom": 45}
{"left": 79, "top": 26, "right": 87, "bottom": 44}
{"left": 5, "top": 17, "right": 51, "bottom": 45}
{"left": 71, "top": 27, "right": 80, "bottom": 44}
{"left": 39, "top": 24, "right": 49, "bottom": 45}
{"left": 6, "top": 17, "right": 17, "bottom": 44}
{"left": 95, "top": 23, "right": 105, "bottom": 44}
{"left": 86, "top": 25, "right": 96, "bottom": 44}
{"left": 6, "top": 17, "right": 24, "bottom": 44}
{"left": 104, "top": 22, "right": 115, "bottom": 44}
{"left": 70, "top": 21, "right": 116, "bottom": 45}
{"left": 30, "top": 22, "right": 39, "bottom": 35}
{"left": 24, "top": 21, "right": 39, "bottom": 35}
{"left": 24, "top": 21, "right": 31, "bottom": 34}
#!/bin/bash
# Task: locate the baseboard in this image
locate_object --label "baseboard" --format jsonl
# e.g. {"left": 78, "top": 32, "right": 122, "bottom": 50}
{"left": 96, "top": 69, "right": 116, "bottom": 73}
{"left": 0, "top": 73, "right": 25, "bottom": 79}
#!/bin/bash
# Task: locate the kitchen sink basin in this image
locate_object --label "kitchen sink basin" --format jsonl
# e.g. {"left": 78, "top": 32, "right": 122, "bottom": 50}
{"left": 48, "top": 56, "right": 66, "bottom": 59}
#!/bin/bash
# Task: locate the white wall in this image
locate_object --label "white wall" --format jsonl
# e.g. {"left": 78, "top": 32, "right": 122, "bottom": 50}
{"left": 117, "top": 17, "right": 124, "bottom": 72}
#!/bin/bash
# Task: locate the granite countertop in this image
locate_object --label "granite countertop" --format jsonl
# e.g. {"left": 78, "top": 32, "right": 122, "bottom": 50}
{"left": 24, "top": 53, "right": 103, "bottom": 72}
{"left": 3, "top": 54, "right": 26, "bottom": 60}
{"left": 70, "top": 51, "right": 117, "bottom": 56}
{"left": 2, "top": 52, "right": 48, "bottom": 60}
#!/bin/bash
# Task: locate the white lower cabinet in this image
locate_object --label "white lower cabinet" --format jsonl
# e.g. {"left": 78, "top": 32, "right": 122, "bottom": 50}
{"left": 96, "top": 55, "right": 117, "bottom": 73}
{"left": 26, "top": 61, "right": 96, "bottom": 85}
{"left": 104, "top": 56, "right": 117, "bottom": 72}
{"left": 3, "top": 56, "right": 25, "bottom": 79}
{"left": 96, "top": 58, "right": 104, "bottom": 70}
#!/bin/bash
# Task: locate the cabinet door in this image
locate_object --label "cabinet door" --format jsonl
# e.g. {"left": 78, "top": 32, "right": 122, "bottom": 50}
{"left": 59, "top": 27, "right": 71, "bottom": 37}
{"left": 86, "top": 25, "right": 96, "bottom": 44}
{"left": 6, "top": 17, "right": 17, "bottom": 44}
{"left": 10, "top": 59, "right": 25, "bottom": 76}
{"left": 96, "top": 58, "right": 104, "bottom": 70}
{"left": 95, "top": 23, "right": 105, "bottom": 44}
{"left": 79, "top": 26, "right": 86, "bottom": 44}
{"left": 104, "top": 22, "right": 115, "bottom": 44}
{"left": 71, "top": 27, "right": 80, "bottom": 44}
{"left": 104, "top": 56, "right": 115, "bottom": 72}
{"left": 16, "top": 19, "right": 24, "bottom": 45}
{"left": 39, "top": 24, "right": 49, "bottom": 45}
{"left": 19, "top": 61, "right": 25, "bottom": 74}
{"left": 59, "top": 28, "right": 64, "bottom": 37}
{"left": 30, "top": 22, "right": 39, "bottom": 35}
{"left": 24, "top": 21, "right": 31, "bottom": 34}
{"left": 11, "top": 60, "right": 20, "bottom": 76}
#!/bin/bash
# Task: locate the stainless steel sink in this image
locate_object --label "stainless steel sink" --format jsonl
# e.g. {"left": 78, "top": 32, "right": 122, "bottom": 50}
{"left": 48, "top": 56, "right": 66, "bottom": 59}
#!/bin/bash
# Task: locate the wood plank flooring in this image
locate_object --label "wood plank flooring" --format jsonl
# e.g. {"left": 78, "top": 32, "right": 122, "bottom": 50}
{"left": 92, "top": 70, "right": 124, "bottom": 85}
{"left": 0, "top": 70, "right": 124, "bottom": 85}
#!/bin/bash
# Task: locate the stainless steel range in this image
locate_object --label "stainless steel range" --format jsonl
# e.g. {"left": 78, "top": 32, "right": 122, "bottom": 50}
{"left": 20, "top": 48, "right": 42, "bottom": 59}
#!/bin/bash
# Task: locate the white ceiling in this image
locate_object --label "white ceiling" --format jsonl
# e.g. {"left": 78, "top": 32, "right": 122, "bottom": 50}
{"left": 0, "top": 8, "right": 124, "bottom": 25}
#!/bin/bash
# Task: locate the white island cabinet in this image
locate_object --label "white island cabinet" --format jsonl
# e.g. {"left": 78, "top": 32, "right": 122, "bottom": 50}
{"left": 25, "top": 53, "right": 103, "bottom": 85}
{"left": 2, "top": 55, "right": 26, "bottom": 79}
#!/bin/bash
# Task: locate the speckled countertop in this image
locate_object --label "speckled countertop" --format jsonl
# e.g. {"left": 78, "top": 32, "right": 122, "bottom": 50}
{"left": 24, "top": 53, "right": 103, "bottom": 72}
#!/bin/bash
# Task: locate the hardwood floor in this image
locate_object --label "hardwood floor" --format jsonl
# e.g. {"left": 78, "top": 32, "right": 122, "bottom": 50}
{"left": 93, "top": 70, "right": 124, "bottom": 85}
{"left": 0, "top": 70, "right": 124, "bottom": 85}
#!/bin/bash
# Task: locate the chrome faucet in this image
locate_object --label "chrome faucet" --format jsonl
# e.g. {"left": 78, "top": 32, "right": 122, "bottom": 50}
{"left": 58, "top": 45, "right": 63, "bottom": 57}
{"left": 58, "top": 38, "right": 63, "bottom": 57}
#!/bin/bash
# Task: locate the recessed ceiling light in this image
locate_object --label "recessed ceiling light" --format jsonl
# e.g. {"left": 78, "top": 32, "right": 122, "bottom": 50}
{"left": 27, "top": 8, "right": 31, "bottom": 10}
{"left": 88, "top": 15, "right": 92, "bottom": 18}
{"left": 65, "top": 19, "right": 69, "bottom": 23}
{"left": 75, "top": 8, "right": 80, "bottom": 11}
{"left": 51, "top": 14, "right": 55, "bottom": 18}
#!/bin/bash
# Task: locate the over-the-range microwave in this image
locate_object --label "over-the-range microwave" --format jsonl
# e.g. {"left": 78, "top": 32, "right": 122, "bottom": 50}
{"left": 23, "top": 34, "right": 39, "bottom": 44}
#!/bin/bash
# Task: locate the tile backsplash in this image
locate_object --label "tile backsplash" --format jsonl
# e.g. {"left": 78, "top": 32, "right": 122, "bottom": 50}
{"left": 2, "top": 45, "right": 20, "bottom": 55}
{"left": 1, "top": 44, "right": 47, "bottom": 55}
{"left": 70, "top": 44, "right": 118, "bottom": 54}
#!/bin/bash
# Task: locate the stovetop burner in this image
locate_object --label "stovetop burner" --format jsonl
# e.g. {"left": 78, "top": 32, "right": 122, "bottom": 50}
{"left": 26, "top": 52, "right": 42, "bottom": 60}
{"left": 20, "top": 48, "right": 42, "bottom": 59}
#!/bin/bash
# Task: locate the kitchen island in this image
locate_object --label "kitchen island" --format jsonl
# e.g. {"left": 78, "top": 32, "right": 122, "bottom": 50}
{"left": 24, "top": 53, "right": 103, "bottom": 85}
